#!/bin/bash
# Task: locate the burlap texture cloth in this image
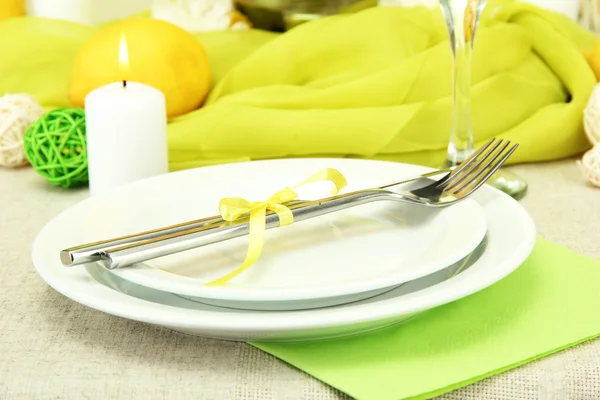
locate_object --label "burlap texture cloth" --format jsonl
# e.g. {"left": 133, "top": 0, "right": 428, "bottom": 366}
{"left": 2, "top": 159, "right": 599, "bottom": 399}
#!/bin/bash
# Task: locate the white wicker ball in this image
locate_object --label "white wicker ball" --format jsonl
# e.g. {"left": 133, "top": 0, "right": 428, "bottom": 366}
{"left": 579, "top": 144, "right": 600, "bottom": 188}
{"left": 584, "top": 83, "right": 600, "bottom": 146}
{"left": 0, "top": 93, "right": 45, "bottom": 168}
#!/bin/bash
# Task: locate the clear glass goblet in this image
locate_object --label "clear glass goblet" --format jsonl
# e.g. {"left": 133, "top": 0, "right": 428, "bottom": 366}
{"left": 439, "top": 0, "right": 528, "bottom": 199}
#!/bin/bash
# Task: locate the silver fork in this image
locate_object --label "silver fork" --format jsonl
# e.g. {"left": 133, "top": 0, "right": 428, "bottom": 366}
{"left": 60, "top": 169, "right": 449, "bottom": 267}
{"left": 61, "top": 137, "right": 517, "bottom": 270}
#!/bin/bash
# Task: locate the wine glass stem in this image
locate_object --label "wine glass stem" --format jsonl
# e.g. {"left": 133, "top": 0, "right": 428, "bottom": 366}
{"left": 441, "top": 0, "right": 485, "bottom": 166}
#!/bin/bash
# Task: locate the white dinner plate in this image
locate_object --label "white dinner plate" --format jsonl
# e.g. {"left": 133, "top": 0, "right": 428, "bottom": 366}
{"left": 76, "top": 158, "right": 487, "bottom": 310}
{"left": 32, "top": 159, "right": 536, "bottom": 341}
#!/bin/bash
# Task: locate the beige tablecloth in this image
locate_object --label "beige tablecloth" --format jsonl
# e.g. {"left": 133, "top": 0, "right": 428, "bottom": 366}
{"left": 1, "top": 159, "right": 600, "bottom": 400}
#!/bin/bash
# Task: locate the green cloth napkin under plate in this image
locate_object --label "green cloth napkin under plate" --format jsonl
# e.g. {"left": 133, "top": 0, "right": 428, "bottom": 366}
{"left": 0, "top": 0, "right": 597, "bottom": 171}
{"left": 251, "top": 237, "right": 600, "bottom": 400}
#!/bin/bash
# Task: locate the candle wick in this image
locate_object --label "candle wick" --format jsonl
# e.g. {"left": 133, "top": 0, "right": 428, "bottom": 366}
{"left": 123, "top": 80, "right": 127, "bottom": 89}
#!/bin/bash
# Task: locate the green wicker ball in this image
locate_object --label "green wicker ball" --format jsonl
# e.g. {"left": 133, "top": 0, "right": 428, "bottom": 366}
{"left": 23, "top": 108, "right": 88, "bottom": 188}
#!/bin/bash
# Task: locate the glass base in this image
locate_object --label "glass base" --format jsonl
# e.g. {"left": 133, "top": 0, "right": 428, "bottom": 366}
{"left": 487, "top": 169, "right": 528, "bottom": 200}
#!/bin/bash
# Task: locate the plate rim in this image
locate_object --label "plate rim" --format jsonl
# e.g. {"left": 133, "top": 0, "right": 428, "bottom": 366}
{"left": 32, "top": 158, "right": 536, "bottom": 332}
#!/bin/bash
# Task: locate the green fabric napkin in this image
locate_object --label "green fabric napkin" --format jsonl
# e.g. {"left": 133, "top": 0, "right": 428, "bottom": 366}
{"left": 251, "top": 237, "right": 600, "bottom": 400}
{"left": 0, "top": 0, "right": 597, "bottom": 172}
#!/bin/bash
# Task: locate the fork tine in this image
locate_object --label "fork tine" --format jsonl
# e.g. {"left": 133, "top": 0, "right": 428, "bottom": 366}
{"left": 449, "top": 137, "right": 496, "bottom": 174}
{"left": 444, "top": 140, "right": 510, "bottom": 194}
{"left": 451, "top": 144, "right": 518, "bottom": 198}
{"left": 463, "top": 143, "right": 518, "bottom": 195}
{"left": 447, "top": 143, "right": 518, "bottom": 196}
{"left": 440, "top": 138, "right": 505, "bottom": 190}
{"left": 435, "top": 138, "right": 496, "bottom": 190}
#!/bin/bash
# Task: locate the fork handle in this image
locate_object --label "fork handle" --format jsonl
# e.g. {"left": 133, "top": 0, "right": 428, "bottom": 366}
{"left": 98, "top": 189, "right": 391, "bottom": 270}
{"left": 60, "top": 200, "right": 306, "bottom": 267}
{"left": 61, "top": 170, "right": 446, "bottom": 267}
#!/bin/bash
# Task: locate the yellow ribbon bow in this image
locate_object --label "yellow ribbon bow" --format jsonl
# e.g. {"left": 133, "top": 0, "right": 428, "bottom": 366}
{"left": 205, "top": 168, "right": 348, "bottom": 286}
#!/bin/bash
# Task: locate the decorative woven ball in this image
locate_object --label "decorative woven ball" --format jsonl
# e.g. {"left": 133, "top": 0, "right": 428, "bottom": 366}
{"left": 0, "top": 93, "right": 45, "bottom": 168}
{"left": 584, "top": 83, "right": 600, "bottom": 146}
{"left": 579, "top": 143, "right": 600, "bottom": 188}
{"left": 23, "top": 108, "right": 88, "bottom": 188}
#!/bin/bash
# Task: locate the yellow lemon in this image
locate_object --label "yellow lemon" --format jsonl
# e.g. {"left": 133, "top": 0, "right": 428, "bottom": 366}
{"left": 586, "top": 40, "right": 600, "bottom": 82}
{"left": 69, "top": 18, "right": 211, "bottom": 118}
{"left": 0, "top": 0, "right": 25, "bottom": 21}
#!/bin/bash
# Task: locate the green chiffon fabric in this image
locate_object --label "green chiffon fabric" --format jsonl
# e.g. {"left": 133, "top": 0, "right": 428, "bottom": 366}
{"left": 0, "top": 0, "right": 596, "bottom": 171}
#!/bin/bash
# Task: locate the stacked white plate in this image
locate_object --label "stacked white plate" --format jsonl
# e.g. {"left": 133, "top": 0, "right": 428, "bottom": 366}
{"left": 32, "top": 158, "right": 536, "bottom": 341}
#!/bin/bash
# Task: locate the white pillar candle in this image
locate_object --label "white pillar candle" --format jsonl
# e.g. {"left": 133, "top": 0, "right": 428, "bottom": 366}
{"left": 84, "top": 81, "right": 168, "bottom": 196}
{"left": 84, "top": 37, "right": 168, "bottom": 197}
